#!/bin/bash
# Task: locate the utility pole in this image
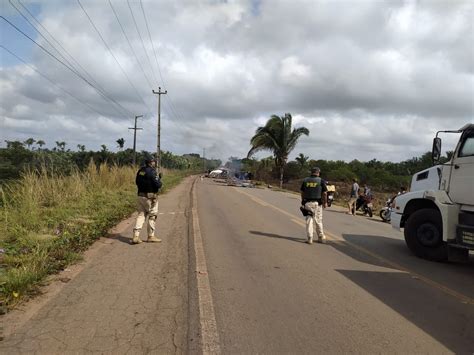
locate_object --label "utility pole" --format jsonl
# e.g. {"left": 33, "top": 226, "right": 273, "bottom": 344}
{"left": 128, "top": 115, "right": 143, "bottom": 165}
{"left": 152, "top": 87, "right": 167, "bottom": 172}
{"left": 203, "top": 148, "right": 206, "bottom": 173}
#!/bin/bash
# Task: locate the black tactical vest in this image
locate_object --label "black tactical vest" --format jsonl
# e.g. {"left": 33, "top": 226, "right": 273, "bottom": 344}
{"left": 302, "top": 176, "right": 323, "bottom": 200}
{"left": 136, "top": 166, "right": 161, "bottom": 193}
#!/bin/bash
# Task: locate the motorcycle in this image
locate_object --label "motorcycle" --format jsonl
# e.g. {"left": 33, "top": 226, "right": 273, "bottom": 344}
{"left": 379, "top": 198, "right": 394, "bottom": 222}
{"left": 326, "top": 184, "right": 336, "bottom": 207}
{"left": 353, "top": 194, "right": 373, "bottom": 217}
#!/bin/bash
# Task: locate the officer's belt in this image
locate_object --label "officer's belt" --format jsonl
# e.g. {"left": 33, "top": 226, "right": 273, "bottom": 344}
{"left": 138, "top": 192, "right": 157, "bottom": 198}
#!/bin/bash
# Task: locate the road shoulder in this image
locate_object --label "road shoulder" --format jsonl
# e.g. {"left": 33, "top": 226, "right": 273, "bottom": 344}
{"left": 1, "top": 176, "right": 194, "bottom": 354}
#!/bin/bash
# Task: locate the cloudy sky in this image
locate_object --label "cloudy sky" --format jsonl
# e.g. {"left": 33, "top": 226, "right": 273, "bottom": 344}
{"left": 1, "top": 0, "right": 473, "bottom": 163}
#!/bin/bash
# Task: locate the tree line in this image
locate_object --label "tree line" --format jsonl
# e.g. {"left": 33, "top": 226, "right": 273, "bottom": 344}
{"left": 240, "top": 113, "right": 453, "bottom": 191}
{"left": 0, "top": 139, "right": 221, "bottom": 182}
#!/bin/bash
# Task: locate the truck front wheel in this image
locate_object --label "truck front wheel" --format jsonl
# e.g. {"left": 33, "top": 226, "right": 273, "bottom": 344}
{"left": 404, "top": 208, "right": 448, "bottom": 261}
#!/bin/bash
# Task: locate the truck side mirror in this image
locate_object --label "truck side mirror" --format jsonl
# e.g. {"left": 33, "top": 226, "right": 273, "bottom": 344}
{"left": 432, "top": 137, "right": 442, "bottom": 164}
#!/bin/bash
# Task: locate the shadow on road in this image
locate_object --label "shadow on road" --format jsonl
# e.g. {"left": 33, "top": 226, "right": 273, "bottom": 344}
{"left": 329, "top": 237, "right": 391, "bottom": 269}
{"left": 338, "top": 233, "right": 474, "bottom": 270}
{"left": 249, "top": 230, "right": 307, "bottom": 244}
{"left": 336, "top": 269, "right": 474, "bottom": 353}
{"left": 106, "top": 233, "right": 132, "bottom": 245}
{"left": 324, "top": 209, "right": 350, "bottom": 215}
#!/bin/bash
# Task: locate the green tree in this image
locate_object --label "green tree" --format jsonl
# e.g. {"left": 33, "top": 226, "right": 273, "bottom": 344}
{"left": 248, "top": 113, "right": 309, "bottom": 188}
{"left": 77, "top": 144, "right": 86, "bottom": 152}
{"left": 100, "top": 144, "right": 108, "bottom": 153}
{"left": 5, "top": 140, "right": 25, "bottom": 149}
{"left": 55, "top": 141, "right": 66, "bottom": 152}
{"left": 295, "top": 153, "right": 309, "bottom": 175}
{"left": 116, "top": 138, "right": 125, "bottom": 151}
{"left": 36, "top": 140, "right": 45, "bottom": 150}
{"left": 24, "top": 138, "right": 35, "bottom": 150}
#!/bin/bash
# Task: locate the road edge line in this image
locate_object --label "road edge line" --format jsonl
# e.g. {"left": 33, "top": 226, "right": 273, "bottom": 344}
{"left": 191, "top": 178, "right": 221, "bottom": 354}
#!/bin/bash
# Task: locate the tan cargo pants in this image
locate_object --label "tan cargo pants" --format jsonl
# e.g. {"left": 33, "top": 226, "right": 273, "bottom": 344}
{"left": 304, "top": 201, "right": 324, "bottom": 241}
{"left": 134, "top": 195, "right": 159, "bottom": 237}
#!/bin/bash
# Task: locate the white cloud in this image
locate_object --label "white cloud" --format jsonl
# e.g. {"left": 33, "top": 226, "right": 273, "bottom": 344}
{"left": 1, "top": 0, "right": 472, "bottom": 162}
{"left": 279, "top": 56, "right": 312, "bottom": 86}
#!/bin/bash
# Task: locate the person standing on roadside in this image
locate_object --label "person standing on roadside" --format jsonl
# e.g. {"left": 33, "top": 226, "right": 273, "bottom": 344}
{"left": 132, "top": 157, "right": 163, "bottom": 244}
{"left": 301, "top": 167, "right": 328, "bottom": 244}
{"left": 347, "top": 178, "right": 359, "bottom": 215}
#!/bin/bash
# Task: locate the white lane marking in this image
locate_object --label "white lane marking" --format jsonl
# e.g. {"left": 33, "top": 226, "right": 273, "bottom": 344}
{"left": 192, "top": 179, "right": 221, "bottom": 354}
{"left": 234, "top": 187, "right": 474, "bottom": 305}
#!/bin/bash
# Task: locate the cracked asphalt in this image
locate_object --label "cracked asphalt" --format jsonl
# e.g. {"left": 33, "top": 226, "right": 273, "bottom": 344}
{"left": 0, "top": 176, "right": 195, "bottom": 355}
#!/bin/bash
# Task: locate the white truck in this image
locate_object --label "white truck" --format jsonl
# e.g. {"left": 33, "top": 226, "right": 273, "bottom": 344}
{"left": 391, "top": 123, "right": 474, "bottom": 262}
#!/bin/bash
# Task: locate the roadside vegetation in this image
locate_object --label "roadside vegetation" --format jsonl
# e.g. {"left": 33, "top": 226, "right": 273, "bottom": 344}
{"left": 238, "top": 152, "right": 453, "bottom": 210}
{"left": 0, "top": 140, "right": 219, "bottom": 309}
{"left": 240, "top": 113, "right": 454, "bottom": 209}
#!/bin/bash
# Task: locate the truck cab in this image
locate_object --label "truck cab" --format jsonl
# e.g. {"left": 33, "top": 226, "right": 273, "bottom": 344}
{"left": 391, "top": 123, "right": 474, "bottom": 261}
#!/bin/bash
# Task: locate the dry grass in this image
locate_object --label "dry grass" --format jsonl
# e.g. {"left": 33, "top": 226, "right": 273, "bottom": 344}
{"left": 0, "top": 163, "right": 187, "bottom": 310}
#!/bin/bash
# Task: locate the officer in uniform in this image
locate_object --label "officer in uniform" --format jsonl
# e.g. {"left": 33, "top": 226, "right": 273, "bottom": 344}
{"left": 300, "top": 167, "right": 328, "bottom": 244}
{"left": 132, "top": 157, "right": 163, "bottom": 244}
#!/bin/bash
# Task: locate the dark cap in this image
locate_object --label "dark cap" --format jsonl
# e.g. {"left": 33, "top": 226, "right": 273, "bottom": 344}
{"left": 311, "top": 167, "right": 320, "bottom": 174}
{"left": 144, "top": 157, "right": 156, "bottom": 165}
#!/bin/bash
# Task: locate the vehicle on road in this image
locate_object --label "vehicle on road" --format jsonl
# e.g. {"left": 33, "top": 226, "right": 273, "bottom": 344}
{"left": 354, "top": 194, "right": 373, "bottom": 217}
{"left": 379, "top": 198, "right": 393, "bottom": 222}
{"left": 391, "top": 123, "right": 474, "bottom": 261}
{"left": 326, "top": 184, "right": 336, "bottom": 207}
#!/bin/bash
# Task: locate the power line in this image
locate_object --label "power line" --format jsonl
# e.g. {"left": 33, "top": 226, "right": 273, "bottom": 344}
{"left": 15, "top": 0, "right": 117, "bottom": 104}
{"left": 1, "top": 45, "right": 113, "bottom": 119}
{"left": 9, "top": 0, "right": 83, "bottom": 80}
{"left": 126, "top": 0, "right": 159, "bottom": 86}
{"left": 139, "top": 0, "right": 165, "bottom": 86}
{"left": 108, "top": 0, "right": 154, "bottom": 89}
{"left": 0, "top": 15, "right": 132, "bottom": 119}
{"left": 139, "top": 0, "right": 186, "bottom": 123}
{"left": 77, "top": 0, "right": 151, "bottom": 113}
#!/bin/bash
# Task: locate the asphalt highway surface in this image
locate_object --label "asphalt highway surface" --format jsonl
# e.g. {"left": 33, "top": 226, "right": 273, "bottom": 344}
{"left": 196, "top": 178, "right": 474, "bottom": 354}
{"left": 1, "top": 176, "right": 473, "bottom": 354}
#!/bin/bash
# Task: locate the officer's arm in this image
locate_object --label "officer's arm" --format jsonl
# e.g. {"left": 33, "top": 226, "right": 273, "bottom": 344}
{"left": 321, "top": 181, "right": 328, "bottom": 207}
{"left": 300, "top": 181, "right": 305, "bottom": 204}
{"left": 151, "top": 169, "right": 163, "bottom": 189}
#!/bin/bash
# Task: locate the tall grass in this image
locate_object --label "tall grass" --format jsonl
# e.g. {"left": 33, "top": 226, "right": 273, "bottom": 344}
{"left": 0, "top": 163, "right": 187, "bottom": 309}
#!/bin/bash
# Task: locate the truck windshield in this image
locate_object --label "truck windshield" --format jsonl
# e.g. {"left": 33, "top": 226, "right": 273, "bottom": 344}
{"left": 458, "top": 134, "right": 474, "bottom": 157}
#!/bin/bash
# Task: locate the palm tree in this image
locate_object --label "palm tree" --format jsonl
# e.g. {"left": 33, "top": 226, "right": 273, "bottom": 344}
{"left": 295, "top": 153, "right": 309, "bottom": 170}
{"left": 55, "top": 141, "right": 66, "bottom": 151}
{"left": 116, "top": 138, "right": 125, "bottom": 151}
{"left": 24, "top": 138, "right": 35, "bottom": 150}
{"left": 36, "top": 140, "right": 45, "bottom": 150}
{"left": 100, "top": 144, "right": 108, "bottom": 153}
{"left": 248, "top": 113, "right": 309, "bottom": 188}
{"left": 77, "top": 144, "right": 86, "bottom": 152}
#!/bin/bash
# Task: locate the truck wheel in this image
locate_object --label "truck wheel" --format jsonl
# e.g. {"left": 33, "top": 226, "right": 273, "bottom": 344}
{"left": 404, "top": 208, "right": 447, "bottom": 261}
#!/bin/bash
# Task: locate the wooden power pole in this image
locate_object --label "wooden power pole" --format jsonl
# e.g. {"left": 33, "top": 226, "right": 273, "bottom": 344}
{"left": 152, "top": 87, "right": 167, "bottom": 172}
{"left": 128, "top": 115, "right": 143, "bottom": 165}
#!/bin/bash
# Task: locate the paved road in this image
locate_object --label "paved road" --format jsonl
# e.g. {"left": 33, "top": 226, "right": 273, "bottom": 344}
{"left": 1, "top": 176, "right": 473, "bottom": 354}
{"left": 197, "top": 178, "right": 474, "bottom": 354}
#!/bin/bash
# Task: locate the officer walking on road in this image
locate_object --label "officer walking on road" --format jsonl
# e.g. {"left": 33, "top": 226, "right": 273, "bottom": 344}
{"left": 301, "top": 167, "right": 328, "bottom": 244}
{"left": 132, "top": 157, "right": 163, "bottom": 244}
